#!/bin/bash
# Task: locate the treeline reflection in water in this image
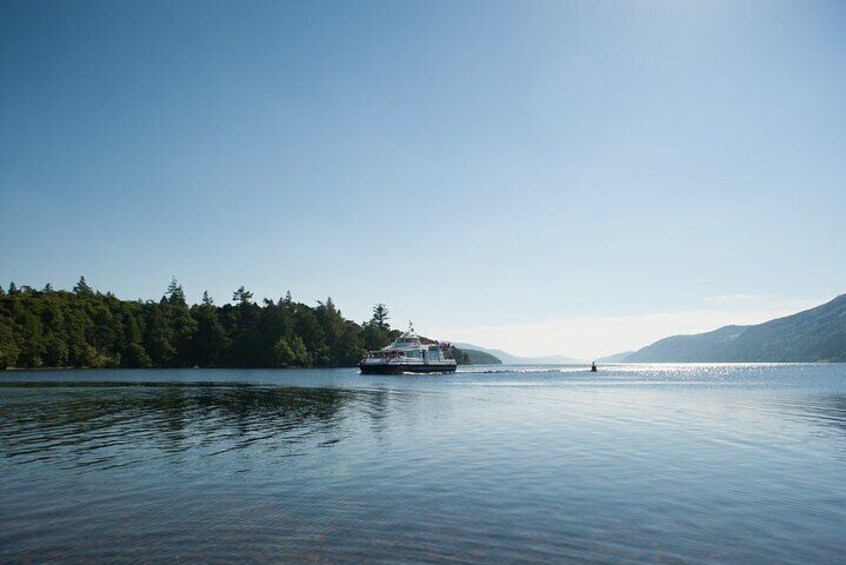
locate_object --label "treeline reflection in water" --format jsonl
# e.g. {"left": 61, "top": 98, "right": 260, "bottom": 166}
{"left": 0, "top": 382, "right": 397, "bottom": 470}
{"left": 2, "top": 375, "right": 846, "bottom": 472}
{"left": 2, "top": 367, "right": 846, "bottom": 564}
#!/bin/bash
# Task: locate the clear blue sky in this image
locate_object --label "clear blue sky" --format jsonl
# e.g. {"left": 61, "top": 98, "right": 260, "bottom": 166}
{"left": 2, "top": 1, "right": 844, "bottom": 358}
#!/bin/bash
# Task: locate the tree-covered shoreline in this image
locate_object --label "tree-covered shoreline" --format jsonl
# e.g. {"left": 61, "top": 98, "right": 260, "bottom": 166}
{"left": 0, "top": 277, "right": 464, "bottom": 370}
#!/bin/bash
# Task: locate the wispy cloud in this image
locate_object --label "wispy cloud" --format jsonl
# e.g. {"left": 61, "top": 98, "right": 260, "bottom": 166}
{"left": 437, "top": 296, "right": 822, "bottom": 361}
{"left": 701, "top": 293, "right": 781, "bottom": 307}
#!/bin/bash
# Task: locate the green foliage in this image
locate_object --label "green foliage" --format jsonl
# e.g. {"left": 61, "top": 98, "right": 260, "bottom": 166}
{"left": 2, "top": 279, "right": 495, "bottom": 369}
{"left": 166, "top": 277, "right": 187, "bottom": 306}
{"left": 272, "top": 335, "right": 310, "bottom": 367}
{"left": 457, "top": 348, "right": 502, "bottom": 365}
{"left": 233, "top": 286, "right": 253, "bottom": 305}
{"left": 191, "top": 301, "right": 227, "bottom": 367}
{"left": 361, "top": 302, "right": 398, "bottom": 354}
{"left": 0, "top": 279, "right": 388, "bottom": 370}
{"left": 449, "top": 346, "right": 470, "bottom": 365}
{"left": 371, "top": 303, "right": 390, "bottom": 331}
{"left": 73, "top": 276, "right": 93, "bottom": 296}
{"left": 0, "top": 313, "right": 21, "bottom": 367}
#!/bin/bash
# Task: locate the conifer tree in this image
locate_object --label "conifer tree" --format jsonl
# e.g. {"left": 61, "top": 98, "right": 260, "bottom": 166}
{"left": 371, "top": 303, "right": 390, "bottom": 331}
{"left": 0, "top": 280, "right": 413, "bottom": 369}
{"left": 73, "top": 276, "right": 92, "bottom": 296}
{"left": 166, "top": 277, "right": 186, "bottom": 305}
{"left": 233, "top": 286, "right": 253, "bottom": 305}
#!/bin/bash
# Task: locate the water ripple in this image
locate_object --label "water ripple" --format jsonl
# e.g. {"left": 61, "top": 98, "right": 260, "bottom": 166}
{"left": 2, "top": 365, "right": 846, "bottom": 563}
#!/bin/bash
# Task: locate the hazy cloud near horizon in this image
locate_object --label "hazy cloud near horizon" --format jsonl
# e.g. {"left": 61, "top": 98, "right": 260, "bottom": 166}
{"left": 437, "top": 296, "right": 823, "bottom": 360}
{"left": 2, "top": 1, "right": 844, "bottom": 355}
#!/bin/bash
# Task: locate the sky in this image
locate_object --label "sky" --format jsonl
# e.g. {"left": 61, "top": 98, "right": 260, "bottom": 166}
{"left": 2, "top": 1, "right": 845, "bottom": 360}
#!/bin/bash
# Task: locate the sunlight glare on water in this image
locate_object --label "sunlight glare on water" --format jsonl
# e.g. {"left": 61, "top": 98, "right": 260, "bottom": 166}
{"left": 1, "top": 364, "right": 845, "bottom": 563}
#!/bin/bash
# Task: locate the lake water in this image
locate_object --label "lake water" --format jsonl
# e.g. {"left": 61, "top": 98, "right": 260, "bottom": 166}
{"left": 1, "top": 364, "right": 845, "bottom": 563}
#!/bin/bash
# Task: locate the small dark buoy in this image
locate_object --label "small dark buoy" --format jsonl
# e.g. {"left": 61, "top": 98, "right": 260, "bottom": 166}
{"left": 590, "top": 361, "right": 598, "bottom": 372}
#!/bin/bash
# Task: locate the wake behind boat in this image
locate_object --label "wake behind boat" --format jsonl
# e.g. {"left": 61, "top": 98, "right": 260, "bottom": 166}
{"left": 359, "top": 324, "right": 457, "bottom": 375}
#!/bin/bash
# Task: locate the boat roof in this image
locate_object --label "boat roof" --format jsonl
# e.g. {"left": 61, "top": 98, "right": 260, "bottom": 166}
{"left": 382, "top": 330, "right": 422, "bottom": 351}
{"left": 380, "top": 322, "right": 439, "bottom": 351}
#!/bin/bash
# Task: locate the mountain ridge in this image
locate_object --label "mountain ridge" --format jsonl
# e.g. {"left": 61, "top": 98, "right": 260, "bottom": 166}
{"left": 608, "top": 294, "right": 846, "bottom": 363}
{"left": 452, "top": 343, "right": 584, "bottom": 365}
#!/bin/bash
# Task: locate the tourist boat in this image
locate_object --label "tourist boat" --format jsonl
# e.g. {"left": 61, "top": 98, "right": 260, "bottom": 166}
{"left": 359, "top": 324, "right": 458, "bottom": 374}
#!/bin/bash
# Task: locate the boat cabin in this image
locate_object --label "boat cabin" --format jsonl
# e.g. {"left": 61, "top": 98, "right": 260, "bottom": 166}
{"left": 359, "top": 322, "right": 457, "bottom": 374}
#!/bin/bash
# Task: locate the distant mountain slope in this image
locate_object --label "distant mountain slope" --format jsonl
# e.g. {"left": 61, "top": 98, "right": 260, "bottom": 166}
{"left": 453, "top": 343, "right": 583, "bottom": 365}
{"left": 396, "top": 337, "right": 501, "bottom": 365}
{"left": 455, "top": 348, "right": 502, "bottom": 365}
{"left": 623, "top": 294, "right": 846, "bottom": 362}
{"left": 597, "top": 351, "right": 635, "bottom": 363}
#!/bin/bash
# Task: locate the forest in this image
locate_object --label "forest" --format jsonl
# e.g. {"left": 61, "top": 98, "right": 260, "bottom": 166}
{"left": 0, "top": 277, "right": 472, "bottom": 369}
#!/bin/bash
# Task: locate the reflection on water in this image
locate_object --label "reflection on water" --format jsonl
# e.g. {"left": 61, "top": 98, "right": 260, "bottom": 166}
{"left": 0, "top": 384, "right": 397, "bottom": 470}
{"left": 772, "top": 392, "right": 846, "bottom": 435}
{"left": 1, "top": 365, "right": 846, "bottom": 564}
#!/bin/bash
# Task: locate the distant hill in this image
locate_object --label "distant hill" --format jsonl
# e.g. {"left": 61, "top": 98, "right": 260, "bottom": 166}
{"left": 417, "top": 337, "right": 501, "bottom": 365}
{"left": 615, "top": 294, "right": 846, "bottom": 362}
{"left": 453, "top": 343, "right": 583, "bottom": 365}
{"left": 454, "top": 348, "right": 502, "bottom": 365}
{"left": 597, "top": 351, "right": 634, "bottom": 363}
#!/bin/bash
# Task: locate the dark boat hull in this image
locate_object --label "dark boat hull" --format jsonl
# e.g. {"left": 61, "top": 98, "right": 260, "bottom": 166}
{"left": 359, "top": 363, "right": 457, "bottom": 375}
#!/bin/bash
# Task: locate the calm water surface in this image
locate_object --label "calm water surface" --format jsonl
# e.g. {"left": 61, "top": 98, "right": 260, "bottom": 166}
{"left": 2, "top": 364, "right": 845, "bottom": 563}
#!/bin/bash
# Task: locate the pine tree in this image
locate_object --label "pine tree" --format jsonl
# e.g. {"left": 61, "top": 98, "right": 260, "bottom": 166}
{"left": 233, "top": 286, "right": 253, "bottom": 305}
{"left": 371, "top": 303, "right": 390, "bottom": 331}
{"left": 166, "top": 277, "right": 186, "bottom": 305}
{"left": 73, "top": 276, "right": 93, "bottom": 296}
{"left": 193, "top": 301, "right": 227, "bottom": 367}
